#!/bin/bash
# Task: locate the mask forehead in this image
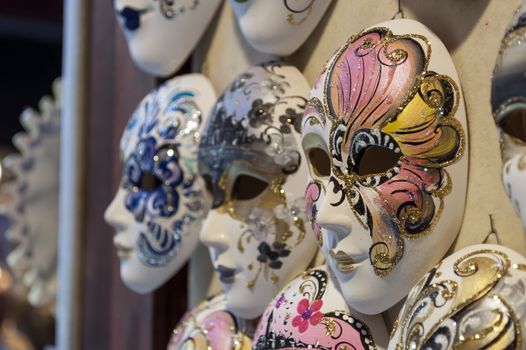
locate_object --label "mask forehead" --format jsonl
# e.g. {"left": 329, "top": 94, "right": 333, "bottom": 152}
{"left": 199, "top": 63, "right": 307, "bottom": 199}
{"left": 121, "top": 80, "right": 204, "bottom": 162}
{"left": 254, "top": 268, "right": 380, "bottom": 350}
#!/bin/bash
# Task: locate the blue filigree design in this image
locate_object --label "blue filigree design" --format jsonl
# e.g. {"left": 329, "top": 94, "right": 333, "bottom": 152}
{"left": 120, "top": 88, "right": 204, "bottom": 267}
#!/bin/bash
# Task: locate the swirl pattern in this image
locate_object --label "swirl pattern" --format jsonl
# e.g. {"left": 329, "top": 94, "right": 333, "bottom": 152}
{"left": 390, "top": 246, "right": 526, "bottom": 350}
{"left": 120, "top": 87, "right": 205, "bottom": 267}
{"left": 311, "top": 27, "right": 465, "bottom": 276}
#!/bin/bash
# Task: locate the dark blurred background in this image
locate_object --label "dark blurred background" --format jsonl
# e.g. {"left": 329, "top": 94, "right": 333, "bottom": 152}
{"left": 0, "top": 2, "right": 62, "bottom": 349}
{"left": 0, "top": 1, "right": 63, "bottom": 146}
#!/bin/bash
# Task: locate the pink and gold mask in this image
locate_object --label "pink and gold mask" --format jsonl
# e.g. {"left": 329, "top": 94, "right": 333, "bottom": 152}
{"left": 302, "top": 19, "right": 468, "bottom": 314}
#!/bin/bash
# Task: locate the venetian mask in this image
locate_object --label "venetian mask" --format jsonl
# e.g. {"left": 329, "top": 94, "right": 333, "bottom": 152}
{"left": 199, "top": 63, "right": 318, "bottom": 320}
{"left": 114, "top": 0, "right": 222, "bottom": 77}
{"left": 229, "top": 0, "right": 332, "bottom": 56}
{"left": 253, "top": 265, "right": 389, "bottom": 350}
{"left": 1, "top": 79, "right": 61, "bottom": 308}
{"left": 492, "top": 1, "right": 526, "bottom": 231}
{"left": 390, "top": 244, "right": 526, "bottom": 349}
{"left": 302, "top": 19, "right": 468, "bottom": 314}
{"left": 168, "top": 294, "right": 252, "bottom": 350}
{"left": 104, "top": 74, "right": 216, "bottom": 293}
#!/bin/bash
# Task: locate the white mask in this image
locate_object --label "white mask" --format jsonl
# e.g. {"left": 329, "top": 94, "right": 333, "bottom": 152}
{"left": 1, "top": 79, "right": 61, "bottom": 308}
{"left": 114, "top": 0, "right": 222, "bottom": 77}
{"left": 492, "top": 1, "right": 526, "bottom": 231}
{"left": 390, "top": 244, "right": 526, "bottom": 349}
{"left": 253, "top": 265, "right": 389, "bottom": 350}
{"left": 302, "top": 19, "right": 468, "bottom": 314}
{"left": 229, "top": 0, "right": 332, "bottom": 56}
{"left": 199, "top": 63, "right": 318, "bottom": 320}
{"left": 105, "top": 74, "right": 216, "bottom": 294}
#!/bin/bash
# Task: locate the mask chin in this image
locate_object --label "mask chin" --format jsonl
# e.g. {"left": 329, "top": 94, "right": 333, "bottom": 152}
{"left": 230, "top": 0, "right": 333, "bottom": 56}
{"left": 115, "top": 0, "right": 222, "bottom": 76}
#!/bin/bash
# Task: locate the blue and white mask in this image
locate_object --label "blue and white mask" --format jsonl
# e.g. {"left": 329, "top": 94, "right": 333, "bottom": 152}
{"left": 105, "top": 74, "right": 216, "bottom": 294}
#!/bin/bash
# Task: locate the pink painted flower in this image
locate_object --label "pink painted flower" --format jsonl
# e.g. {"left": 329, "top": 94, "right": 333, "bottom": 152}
{"left": 291, "top": 298, "right": 323, "bottom": 333}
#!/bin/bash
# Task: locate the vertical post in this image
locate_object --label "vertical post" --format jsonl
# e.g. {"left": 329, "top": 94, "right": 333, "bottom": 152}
{"left": 56, "top": 0, "right": 87, "bottom": 348}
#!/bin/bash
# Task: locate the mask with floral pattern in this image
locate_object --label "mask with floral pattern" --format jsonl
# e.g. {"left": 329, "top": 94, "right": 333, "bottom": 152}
{"left": 199, "top": 63, "right": 318, "bottom": 320}
{"left": 253, "top": 265, "right": 389, "bottom": 350}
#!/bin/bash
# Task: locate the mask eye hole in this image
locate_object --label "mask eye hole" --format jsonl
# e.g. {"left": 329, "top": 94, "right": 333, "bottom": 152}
{"left": 499, "top": 109, "right": 526, "bottom": 143}
{"left": 139, "top": 171, "right": 162, "bottom": 191}
{"left": 203, "top": 174, "right": 214, "bottom": 195}
{"left": 355, "top": 146, "right": 401, "bottom": 176}
{"left": 308, "top": 148, "right": 331, "bottom": 177}
{"left": 231, "top": 175, "right": 268, "bottom": 201}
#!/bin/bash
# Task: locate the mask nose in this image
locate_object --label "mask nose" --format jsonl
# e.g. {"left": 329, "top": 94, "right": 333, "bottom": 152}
{"left": 199, "top": 212, "right": 229, "bottom": 252}
{"left": 104, "top": 188, "right": 129, "bottom": 231}
{"left": 316, "top": 177, "right": 353, "bottom": 244}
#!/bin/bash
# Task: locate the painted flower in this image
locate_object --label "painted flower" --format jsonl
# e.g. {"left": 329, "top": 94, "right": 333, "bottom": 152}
{"left": 279, "top": 108, "right": 302, "bottom": 134}
{"left": 257, "top": 242, "right": 290, "bottom": 269}
{"left": 261, "top": 77, "right": 289, "bottom": 95}
{"left": 316, "top": 29, "right": 465, "bottom": 275}
{"left": 273, "top": 204, "right": 289, "bottom": 222}
{"left": 247, "top": 99, "right": 274, "bottom": 128}
{"left": 291, "top": 298, "right": 324, "bottom": 333}
{"left": 229, "top": 72, "right": 253, "bottom": 92}
{"left": 264, "top": 133, "right": 300, "bottom": 172}
{"left": 274, "top": 196, "right": 307, "bottom": 226}
{"left": 288, "top": 196, "right": 307, "bottom": 219}
{"left": 275, "top": 293, "right": 286, "bottom": 309}
{"left": 247, "top": 208, "right": 277, "bottom": 241}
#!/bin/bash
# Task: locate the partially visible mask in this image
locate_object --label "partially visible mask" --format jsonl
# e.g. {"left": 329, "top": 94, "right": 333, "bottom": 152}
{"left": 492, "top": 1, "right": 526, "bottom": 231}
{"left": 253, "top": 265, "right": 389, "bottom": 350}
{"left": 390, "top": 244, "right": 526, "bottom": 349}
{"left": 230, "top": 0, "right": 332, "bottom": 56}
{"left": 199, "top": 63, "right": 318, "bottom": 320}
{"left": 168, "top": 294, "right": 252, "bottom": 350}
{"left": 114, "top": 0, "right": 222, "bottom": 76}
{"left": 105, "top": 74, "right": 216, "bottom": 293}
